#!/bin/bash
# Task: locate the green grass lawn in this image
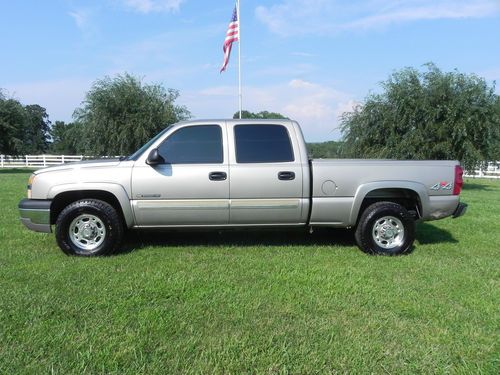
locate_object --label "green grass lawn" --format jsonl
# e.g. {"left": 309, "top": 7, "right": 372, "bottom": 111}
{"left": 1, "top": 170, "right": 499, "bottom": 374}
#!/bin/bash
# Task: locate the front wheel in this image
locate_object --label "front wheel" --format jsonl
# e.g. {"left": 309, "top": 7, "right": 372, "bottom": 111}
{"left": 355, "top": 202, "right": 415, "bottom": 255}
{"left": 55, "top": 199, "right": 124, "bottom": 256}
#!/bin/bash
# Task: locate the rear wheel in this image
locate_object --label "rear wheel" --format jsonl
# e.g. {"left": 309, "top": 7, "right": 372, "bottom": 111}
{"left": 355, "top": 201, "right": 415, "bottom": 255}
{"left": 55, "top": 199, "right": 124, "bottom": 256}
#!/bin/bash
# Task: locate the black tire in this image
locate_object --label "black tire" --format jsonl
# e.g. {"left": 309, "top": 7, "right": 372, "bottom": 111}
{"left": 55, "top": 199, "right": 124, "bottom": 256}
{"left": 355, "top": 201, "right": 415, "bottom": 255}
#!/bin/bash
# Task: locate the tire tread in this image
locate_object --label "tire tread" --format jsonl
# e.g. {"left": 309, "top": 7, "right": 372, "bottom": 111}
{"left": 55, "top": 199, "right": 124, "bottom": 256}
{"left": 355, "top": 201, "right": 415, "bottom": 256}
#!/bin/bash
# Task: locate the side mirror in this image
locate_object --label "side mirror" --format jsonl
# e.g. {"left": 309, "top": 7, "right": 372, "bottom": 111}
{"left": 146, "top": 149, "right": 165, "bottom": 165}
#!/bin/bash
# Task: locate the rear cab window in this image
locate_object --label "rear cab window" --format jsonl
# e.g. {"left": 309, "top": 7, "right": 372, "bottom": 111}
{"left": 234, "top": 124, "right": 294, "bottom": 163}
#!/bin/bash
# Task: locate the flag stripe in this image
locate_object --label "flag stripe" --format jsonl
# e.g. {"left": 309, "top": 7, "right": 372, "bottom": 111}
{"left": 220, "top": 5, "right": 239, "bottom": 73}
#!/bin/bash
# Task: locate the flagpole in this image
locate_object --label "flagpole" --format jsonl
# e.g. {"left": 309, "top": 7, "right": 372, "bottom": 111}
{"left": 237, "top": 0, "right": 242, "bottom": 119}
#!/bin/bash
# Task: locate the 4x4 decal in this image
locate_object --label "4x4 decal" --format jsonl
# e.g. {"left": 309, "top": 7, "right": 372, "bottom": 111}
{"left": 430, "top": 182, "right": 452, "bottom": 191}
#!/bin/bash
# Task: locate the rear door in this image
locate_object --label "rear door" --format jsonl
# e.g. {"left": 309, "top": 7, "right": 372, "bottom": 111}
{"left": 228, "top": 123, "right": 304, "bottom": 224}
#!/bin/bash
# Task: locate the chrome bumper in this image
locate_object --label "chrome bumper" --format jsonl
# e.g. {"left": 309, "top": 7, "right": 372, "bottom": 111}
{"left": 18, "top": 199, "right": 52, "bottom": 233}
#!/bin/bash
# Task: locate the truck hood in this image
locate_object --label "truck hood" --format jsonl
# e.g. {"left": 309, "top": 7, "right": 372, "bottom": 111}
{"left": 33, "top": 159, "right": 123, "bottom": 175}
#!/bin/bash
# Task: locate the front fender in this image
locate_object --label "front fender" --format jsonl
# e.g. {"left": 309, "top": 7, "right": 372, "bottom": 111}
{"left": 349, "top": 181, "right": 430, "bottom": 226}
{"left": 48, "top": 183, "right": 134, "bottom": 227}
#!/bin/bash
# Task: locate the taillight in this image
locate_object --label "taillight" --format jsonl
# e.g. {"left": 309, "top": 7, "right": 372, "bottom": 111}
{"left": 453, "top": 165, "right": 463, "bottom": 195}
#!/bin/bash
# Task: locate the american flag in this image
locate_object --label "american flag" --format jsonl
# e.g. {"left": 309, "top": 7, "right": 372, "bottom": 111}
{"left": 220, "top": 5, "right": 239, "bottom": 73}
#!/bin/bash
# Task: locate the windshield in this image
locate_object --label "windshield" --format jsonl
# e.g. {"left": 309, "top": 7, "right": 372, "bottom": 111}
{"left": 126, "top": 125, "right": 173, "bottom": 161}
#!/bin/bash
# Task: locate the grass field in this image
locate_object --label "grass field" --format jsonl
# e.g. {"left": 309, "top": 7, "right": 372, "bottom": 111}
{"left": 0, "top": 169, "right": 499, "bottom": 374}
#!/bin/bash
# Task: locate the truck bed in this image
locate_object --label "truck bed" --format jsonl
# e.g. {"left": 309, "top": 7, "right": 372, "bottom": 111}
{"left": 309, "top": 159, "right": 460, "bottom": 226}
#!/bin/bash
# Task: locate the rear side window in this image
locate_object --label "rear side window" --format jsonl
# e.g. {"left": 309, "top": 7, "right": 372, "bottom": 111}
{"left": 158, "top": 125, "right": 223, "bottom": 164}
{"left": 234, "top": 125, "right": 294, "bottom": 163}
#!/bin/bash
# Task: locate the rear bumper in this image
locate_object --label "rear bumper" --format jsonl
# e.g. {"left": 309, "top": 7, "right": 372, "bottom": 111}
{"left": 452, "top": 202, "right": 467, "bottom": 219}
{"left": 18, "top": 199, "right": 52, "bottom": 233}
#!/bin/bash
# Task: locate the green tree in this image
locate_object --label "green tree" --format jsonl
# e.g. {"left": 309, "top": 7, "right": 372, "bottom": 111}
{"left": 0, "top": 93, "right": 25, "bottom": 155}
{"left": 49, "top": 121, "right": 84, "bottom": 154}
{"left": 1, "top": 92, "right": 52, "bottom": 155}
{"left": 340, "top": 64, "right": 500, "bottom": 171}
{"left": 233, "top": 110, "right": 288, "bottom": 119}
{"left": 21, "top": 104, "right": 51, "bottom": 154}
{"left": 307, "top": 141, "right": 343, "bottom": 158}
{"left": 494, "top": 97, "right": 500, "bottom": 161}
{"left": 74, "top": 73, "right": 190, "bottom": 156}
{"left": 49, "top": 120, "right": 67, "bottom": 154}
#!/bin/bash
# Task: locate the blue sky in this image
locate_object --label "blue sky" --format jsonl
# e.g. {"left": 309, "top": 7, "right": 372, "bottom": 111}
{"left": 1, "top": 0, "right": 499, "bottom": 141}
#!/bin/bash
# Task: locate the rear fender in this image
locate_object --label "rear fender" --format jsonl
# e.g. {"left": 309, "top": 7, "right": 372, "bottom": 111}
{"left": 349, "top": 181, "right": 429, "bottom": 226}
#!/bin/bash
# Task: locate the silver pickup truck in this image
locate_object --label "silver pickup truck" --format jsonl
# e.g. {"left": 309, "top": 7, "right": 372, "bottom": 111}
{"left": 19, "top": 119, "right": 467, "bottom": 256}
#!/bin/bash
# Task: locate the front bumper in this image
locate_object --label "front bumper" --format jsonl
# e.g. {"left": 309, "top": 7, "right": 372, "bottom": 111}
{"left": 19, "top": 199, "right": 52, "bottom": 233}
{"left": 452, "top": 202, "right": 468, "bottom": 219}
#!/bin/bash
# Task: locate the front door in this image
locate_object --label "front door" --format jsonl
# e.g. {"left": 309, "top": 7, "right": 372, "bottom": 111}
{"left": 131, "top": 123, "right": 229, "bottom": 226}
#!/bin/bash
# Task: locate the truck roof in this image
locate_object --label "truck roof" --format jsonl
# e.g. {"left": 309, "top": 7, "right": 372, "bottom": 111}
{"left": 175, "top": 119, "right": 295, "bottom": 126}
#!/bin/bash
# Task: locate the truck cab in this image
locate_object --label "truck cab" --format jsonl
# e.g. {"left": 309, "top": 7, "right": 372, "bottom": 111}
{"left": 130, "top": 120, "right": 310, "bottom": 227}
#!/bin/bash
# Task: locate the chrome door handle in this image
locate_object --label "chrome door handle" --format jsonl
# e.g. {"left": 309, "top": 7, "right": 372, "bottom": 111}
{"left": 209, "top": 171, "right": 227, "bottom": 181}
{"left": 278, "top": 171, "right": 295, "bottom": 180}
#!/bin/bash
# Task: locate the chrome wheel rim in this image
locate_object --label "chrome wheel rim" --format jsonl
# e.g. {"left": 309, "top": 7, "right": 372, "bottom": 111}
{"left": 69, "top": 214, "right": 106, "bottom": 253}
{"left": 372, "top": 216, "right": 405, "bottom": 249}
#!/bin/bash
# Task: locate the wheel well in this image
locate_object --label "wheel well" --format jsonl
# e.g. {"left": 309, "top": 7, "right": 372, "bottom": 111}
{"left": 356, "top": 188, "right": 422, "bottom": 224}
{"left": 50, "top": 190, "right": 125, "bottom": 225}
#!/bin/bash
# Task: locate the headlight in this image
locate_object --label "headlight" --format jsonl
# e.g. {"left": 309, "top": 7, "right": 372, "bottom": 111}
{"left": 27, "top": 174, "right": 36, "bottom": 198}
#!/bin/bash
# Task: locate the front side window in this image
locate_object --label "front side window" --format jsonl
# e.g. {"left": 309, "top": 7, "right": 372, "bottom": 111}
{"left": 234, "top": 124, "right": 294, "bottom": 163}
{"left": 128, "top": 125, "right": 173, "bottom": 161}
{"left": 158, "top": 125, "right": 223, "bottom": 164}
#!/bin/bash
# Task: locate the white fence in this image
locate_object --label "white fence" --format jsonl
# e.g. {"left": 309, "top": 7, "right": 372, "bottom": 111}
{"left": 0, "top": 154, "right": 84, "bottom": 168}
{"left": 463, "top": 162, "right": 500, "bottom": 179}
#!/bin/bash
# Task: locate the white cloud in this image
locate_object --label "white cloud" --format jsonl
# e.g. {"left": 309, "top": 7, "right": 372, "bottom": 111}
{"left": 4, "top": 78, "right": 93, "bottom": 123}
{"left": 105, "top": 23, "right": 223, "bottom": 73}
{"left": 4, "top": 77, "right": 355, "bottom": 141}
{"left": 290, "top": 52, "right": 316, "bottom": 57}
{"left": 343, "top": 0, "right": 500, "bottom": 30}
{"left": 288, "top": 79, "right": 316, "bottom": 89}
{"left": 183, "top": 79, "right": 355, "bottom": 141}
{"left": 120, "top": 0, "right": 184, "bottom": 13}
{"left": 68, "top": 9, "right": 90, "bottom": 29}
{"left": 480, "top": 67, "right": 500, "bottom": 81}
{"left": 256, "top": 0, "right": 500, "bottom": 36}
{"left": 253, "top": 63, "right": 316, "bottom": 78}
{"left": 256, "top": 0, "right": 334, "bottom": 36}
{"left": 68, "top": 8, "right": 100, "bottom": 40}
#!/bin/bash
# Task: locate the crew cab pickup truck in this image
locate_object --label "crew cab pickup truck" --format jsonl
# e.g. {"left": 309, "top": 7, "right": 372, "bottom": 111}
{"left": 19, "top": 119, "right": 467, "bottom": 256}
